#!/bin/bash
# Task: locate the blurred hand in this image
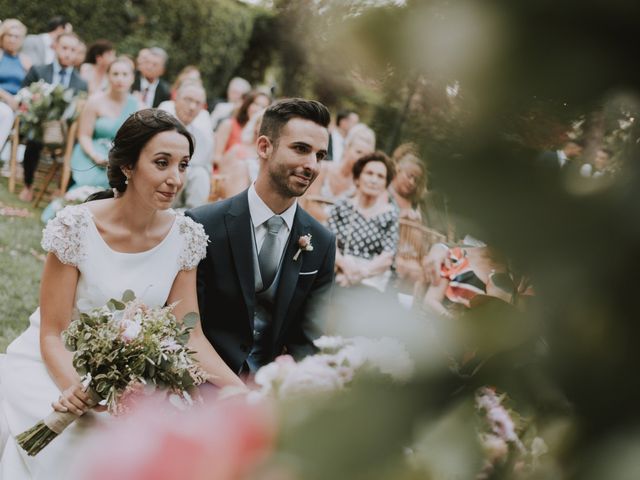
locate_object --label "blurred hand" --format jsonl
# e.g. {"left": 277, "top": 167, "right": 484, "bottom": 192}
{"left": 422, "top": 244, "right": 450, "bottom": 286}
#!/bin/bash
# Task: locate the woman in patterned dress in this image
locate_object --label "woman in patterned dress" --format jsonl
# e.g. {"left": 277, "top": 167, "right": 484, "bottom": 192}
{"left": 327, "top": 151, "right": 399, "bottom": 292}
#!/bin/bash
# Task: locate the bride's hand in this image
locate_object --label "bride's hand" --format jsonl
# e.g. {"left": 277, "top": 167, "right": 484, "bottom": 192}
{"left": 52, "top": 383, "right": 95, "bottom": 416}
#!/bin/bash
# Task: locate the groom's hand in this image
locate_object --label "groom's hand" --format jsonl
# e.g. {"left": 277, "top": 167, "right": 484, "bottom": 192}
{"left": 52, "top": 383, "right": 95, "bottom": 416}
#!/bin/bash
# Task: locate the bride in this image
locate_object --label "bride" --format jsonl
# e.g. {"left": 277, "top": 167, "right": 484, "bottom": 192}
{"left": 0, "top": 109, "right": 245, "bottom": 479}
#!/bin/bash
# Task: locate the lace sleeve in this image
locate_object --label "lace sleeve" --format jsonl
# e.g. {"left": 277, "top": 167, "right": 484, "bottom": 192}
{"left": 41, "top": 205, "right": 90, "bottom": 267}
{"left": 176, "top": 214, "right": 209, "bottom": 271}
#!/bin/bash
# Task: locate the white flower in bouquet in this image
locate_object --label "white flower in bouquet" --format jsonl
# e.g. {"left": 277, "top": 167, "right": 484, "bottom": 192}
{"left": 15, "top": 86, "right": 32, "bottom": 103}
{"left": 120, "top": 319, "right": 142, "bottom": 342}
{"left": 16, "top": 291, "right": 208, "bottom": 456}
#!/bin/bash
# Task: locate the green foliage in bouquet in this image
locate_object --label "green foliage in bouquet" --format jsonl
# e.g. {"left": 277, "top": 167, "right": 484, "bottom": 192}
{"left": 15, "top": 80, "right": 85, "bottom": 142}
{"left": 16, "top": 290, "right": 207, "bottom": 456}
{"left": 62, "top": 290, "right": 206, "bottom": 409}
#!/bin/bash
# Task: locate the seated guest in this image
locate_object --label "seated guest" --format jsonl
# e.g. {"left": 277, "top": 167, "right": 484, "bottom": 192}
{"left": 388, "top": 143, "right": 427, "bottom": 220}
{"left": 209, "top": 76, "right": 251, "bottom": 131}
{"left": 160, "top": 68, "right": 209, "bottom": 134}
{"left": 18, "top": 32, "right": 87, "bottom": 202}
{"left": 69, "top": 56, "right": 139, "bottom": 189}
{"left": 538, "top": 138, "right": 584, "bottom": 171}
{"left": 212, "top": 90, "right": 271, "bottom": 166}
{"left": 20, "top": 15, "right": 71, "bottom": 67}
{"left": 422, "top": 244, "right": 512, "bottom": 318}
{"left": 580, "top": 147, "right": 613, "bottom": 178}
{"left": 159, "top": 81, "right": 213, "bottom": 208}
{"left": 132, "top": 46, "right": 170, "bottom": 108}
{"left": 74, "top": 39, "right": 86, "bottom": 68}
{"left": 0, "top": 19, "right": 30, "bottom": 149}
{"left": 328, "top": 152, "right": 399, "bottom": 292}
{"left": 79, "top": 39, "right": 115, "bottom": 94}
{"left": 170, "top": 65, "right": 201, "bottom": 99}
{"left": 388, "top": 143, "right": 429, "bottom": 290}
{"left": 303, "top": 123, "right": 376, "bottom": 223}
{"left": 328, "top": 109, "right": 359, "bottom": 163}
{"left": 216, "top": 110, "right": 264, "bottom": 200}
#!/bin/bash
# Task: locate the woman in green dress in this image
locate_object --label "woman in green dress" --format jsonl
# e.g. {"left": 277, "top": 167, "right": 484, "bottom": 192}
{"left": 71, "top": 56, "right": 140, "bottom": 188}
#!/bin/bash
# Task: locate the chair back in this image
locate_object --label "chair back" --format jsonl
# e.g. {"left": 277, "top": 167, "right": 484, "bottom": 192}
{"left": 300, "top": 194, "right": 336, "bottom": 223}
{"left": 397, "top": 218, "right": 447, "bottom": 261}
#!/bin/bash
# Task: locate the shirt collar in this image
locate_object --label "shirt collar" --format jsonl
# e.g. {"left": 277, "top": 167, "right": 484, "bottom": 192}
{"left": 140, "top": 77, "right": 159, "bottom": 90}
{"left": 248, "top": 183, "right": 296, "bottom": 232}
{"left": 53, "top": 60, "right": 70, "bottom": 75}
{"left": 557, "top": 150, "right": 568, "bottom": 163}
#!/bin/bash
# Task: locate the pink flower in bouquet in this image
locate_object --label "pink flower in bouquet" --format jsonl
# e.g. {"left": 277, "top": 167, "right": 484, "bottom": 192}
{"left": 71, "top": 398, "right": 276, "bottom": 480}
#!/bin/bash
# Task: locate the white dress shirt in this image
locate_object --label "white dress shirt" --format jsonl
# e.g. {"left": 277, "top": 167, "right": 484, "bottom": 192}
{"left": 42, "top": 33, "right": 55, "bottom": 65}
{"left": 52, "top": 61, "right": 73, "bottom": 88}
{"left": 248, "top": 183, "right": 296, "bottom": 258}
{"left": 330, "top": 129, "right": 345, "bottom": 163}
{"left": 556, "top": 150, "right": 568, "bottom": 168}
{"left": 140, "top": 77, "right": 159, "bottom": 108}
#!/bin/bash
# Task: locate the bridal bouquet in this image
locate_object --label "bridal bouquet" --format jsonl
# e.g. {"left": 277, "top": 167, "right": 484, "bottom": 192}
{"left": 16, "top": 290, "right": 208, "bottom": 456}
{"left": 15, "top": 80, "right": 85, "bottom": 142}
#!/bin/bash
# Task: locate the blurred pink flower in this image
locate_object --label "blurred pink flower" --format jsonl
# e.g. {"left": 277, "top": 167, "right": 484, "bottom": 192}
{"left": 71, "top": 397, "right": 276, "bottom": 480}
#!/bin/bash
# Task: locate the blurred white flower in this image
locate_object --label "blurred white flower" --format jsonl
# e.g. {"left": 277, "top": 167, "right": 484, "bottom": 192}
{"left": 120, "top": 320, "right": 142, "bottom": 342}
{"left": 313, "top": 335, "right": 347, "bottom": 350}
{"left": 278, "top": 356, "right": 345, "bottom": 397}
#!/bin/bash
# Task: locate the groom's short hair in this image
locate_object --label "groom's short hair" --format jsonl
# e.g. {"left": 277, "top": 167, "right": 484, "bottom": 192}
{"left": 259, "top": 98, "right": 330, "bottom": 148}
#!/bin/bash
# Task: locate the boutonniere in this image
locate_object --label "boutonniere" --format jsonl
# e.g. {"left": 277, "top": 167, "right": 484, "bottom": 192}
{"left": 293, "top": 234, "right": 313, "bottom": 261}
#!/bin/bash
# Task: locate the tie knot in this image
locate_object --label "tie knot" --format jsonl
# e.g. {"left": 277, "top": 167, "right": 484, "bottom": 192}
{"left": 265, "top": 215, "right": 284, "bottom": 235}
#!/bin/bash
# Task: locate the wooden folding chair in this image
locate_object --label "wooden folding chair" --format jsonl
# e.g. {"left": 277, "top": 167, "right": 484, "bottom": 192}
{"left": 7, "top": 116, "right": 20, "bottom": 193}
{"left": 31, "top": 119, "right": 79, "bottom": 208}
{"left": 397, "top": 218, "right": 446, "bottom": 261}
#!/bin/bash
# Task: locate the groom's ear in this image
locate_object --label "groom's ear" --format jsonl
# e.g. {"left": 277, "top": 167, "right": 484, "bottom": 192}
{"left": 256, "top": 135, "right": 273, "bottom": 161}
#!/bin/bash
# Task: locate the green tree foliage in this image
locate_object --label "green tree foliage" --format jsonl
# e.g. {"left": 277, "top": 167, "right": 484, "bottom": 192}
{"left": 1, "top": 0, "right": 258, "bottom": 100}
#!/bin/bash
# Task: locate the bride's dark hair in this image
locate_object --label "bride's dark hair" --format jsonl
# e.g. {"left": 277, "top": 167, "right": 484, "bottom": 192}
{"left": 86, "top": 109, "right": 194, "bottom": 201}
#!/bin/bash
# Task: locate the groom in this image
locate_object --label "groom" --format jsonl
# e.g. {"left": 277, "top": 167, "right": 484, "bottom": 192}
{"left": 187, "top": 98, "right": 336, "bottom": 374}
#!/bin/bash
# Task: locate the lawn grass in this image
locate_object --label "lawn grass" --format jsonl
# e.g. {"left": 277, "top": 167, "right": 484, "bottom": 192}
{"left": 0, "top": 177, "right": 44, "bottom": 352}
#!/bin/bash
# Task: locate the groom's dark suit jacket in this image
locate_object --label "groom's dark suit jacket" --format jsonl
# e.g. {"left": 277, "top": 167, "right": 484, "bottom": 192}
{"left": 187, "top": 191, "right": 336, "bottom": 373}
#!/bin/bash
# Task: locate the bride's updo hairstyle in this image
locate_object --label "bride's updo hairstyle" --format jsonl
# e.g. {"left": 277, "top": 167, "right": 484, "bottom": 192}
{"left": 86, "top": 109, "right": 194, "bottom": 201}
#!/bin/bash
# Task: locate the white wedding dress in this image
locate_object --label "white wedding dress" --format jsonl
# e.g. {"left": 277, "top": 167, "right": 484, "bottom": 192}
{"left": 0, "top": 204, "right": 207, "bottom": 479}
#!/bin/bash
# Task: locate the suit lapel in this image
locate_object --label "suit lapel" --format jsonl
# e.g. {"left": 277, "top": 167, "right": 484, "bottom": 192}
{"left": 44, "top": 64, "right": 54, "bottom": 84}
{"left": 224, "top": 192, "right": 256, "bottom": 325}
{"left": 273, "top": 209, "right": 309, "bottom": 338}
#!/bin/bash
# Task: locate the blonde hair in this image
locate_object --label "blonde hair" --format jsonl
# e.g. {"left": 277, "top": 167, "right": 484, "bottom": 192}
{"left": 345, "top": 123, "right": 376, "bottom": 150}
{"left": 172, "top": 65, "right": 201, "bottom": 92}
{"left": 0, "top": 19, "right": 27, "bottom": 46}
{"left": 392, "top": 142, "right": 427, "bottom": 202}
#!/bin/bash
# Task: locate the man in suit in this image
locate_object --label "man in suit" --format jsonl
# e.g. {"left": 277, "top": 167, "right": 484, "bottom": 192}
{"left": 187, "top": 98, "right": 336, "bottom": 374}
{"left": 18, "top": 32, "right": 87, "bottom": 202}
{"left": 538, "top": 139, "right": 584, "bottom": 171}
{"left": 131, "top": 47, "right": 171, "bottom": 108}
{"left": 20, "top": 16, "right": 71, "bottom": 67}
{"left": 327, "top": 109, "right": 359, "bottom": 163}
